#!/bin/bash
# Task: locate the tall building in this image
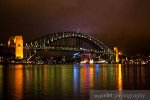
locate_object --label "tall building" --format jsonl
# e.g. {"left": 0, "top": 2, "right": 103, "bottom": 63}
{"left": 8, "top": 35, "right": 23, "bottom": 59}
{"left": 114, "top": 47, "right": 119, "bottom": 63}
{"left": 15, "top": 36, "right": 23, "bottom": 59}
{"left": 8, "top": 36, "right": 15, "bottom": 48}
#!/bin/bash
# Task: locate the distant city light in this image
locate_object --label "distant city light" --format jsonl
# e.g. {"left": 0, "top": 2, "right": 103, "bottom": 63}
{"left": 74, "top": 53, "right": 79, "bottom": 56}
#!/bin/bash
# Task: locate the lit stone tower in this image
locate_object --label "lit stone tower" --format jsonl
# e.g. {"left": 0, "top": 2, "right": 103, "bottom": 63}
{"left": 114, "top": 47, "right": 119, "bottom": 63}
{"left": 8, "top": 39, "right": 10, "bottom": 47}
{"left": 8, "top": 36, "right": 15, "bottom": 47}
{"left": 15, "top": 36, "right": 23, "bottom": 59}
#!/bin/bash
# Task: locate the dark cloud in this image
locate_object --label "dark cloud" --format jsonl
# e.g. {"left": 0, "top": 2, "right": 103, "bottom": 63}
{"left": 0, "top": 0, "right": 150, "bottom": 55}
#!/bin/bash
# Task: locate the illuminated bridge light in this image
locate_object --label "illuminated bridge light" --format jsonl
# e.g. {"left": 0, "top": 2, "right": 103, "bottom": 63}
{"left": 25, "top": 32, "right": 113, "bottom": 60}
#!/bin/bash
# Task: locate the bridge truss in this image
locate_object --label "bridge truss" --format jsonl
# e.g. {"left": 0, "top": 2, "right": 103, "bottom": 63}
{"left": 25, "top": 31, "right": 113, "bottom": 55}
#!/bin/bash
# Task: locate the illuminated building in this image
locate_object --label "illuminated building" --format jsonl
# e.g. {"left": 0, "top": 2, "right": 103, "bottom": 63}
{"left": 8, "top": 36, "right": 15, "bottom": 48}
{"left": 8, "top": 35, "right": 23, "bottom": 59}
{"left": 15, "top": 36, "right": 23, "bottom": 59}
{"left": 114, "top": 47, "right": 119, "bottom": 63}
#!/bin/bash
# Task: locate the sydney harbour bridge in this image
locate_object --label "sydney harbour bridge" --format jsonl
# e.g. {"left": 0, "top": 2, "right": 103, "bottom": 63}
{"left": 24, "top": 31, "right": 114, "bottom": 64}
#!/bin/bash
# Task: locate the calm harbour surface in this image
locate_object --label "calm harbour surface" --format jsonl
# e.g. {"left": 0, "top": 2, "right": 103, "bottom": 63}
{"left": 0, "top": 64, "right": 150, "bottom": 100}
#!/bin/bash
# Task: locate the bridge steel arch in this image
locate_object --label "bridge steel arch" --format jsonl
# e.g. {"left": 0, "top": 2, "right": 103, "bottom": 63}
{"left": 25, "top": 32, "right": 113, "bottom": 55}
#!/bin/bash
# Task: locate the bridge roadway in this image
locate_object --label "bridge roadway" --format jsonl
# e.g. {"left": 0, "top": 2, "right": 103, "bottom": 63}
{"left": 24, "top": 31, "right": 114, "bottom": 62}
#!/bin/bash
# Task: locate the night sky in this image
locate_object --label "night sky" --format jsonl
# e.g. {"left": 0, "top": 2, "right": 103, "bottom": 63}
{"left": 0, "top": 0, "right": 150, "bottom": 56}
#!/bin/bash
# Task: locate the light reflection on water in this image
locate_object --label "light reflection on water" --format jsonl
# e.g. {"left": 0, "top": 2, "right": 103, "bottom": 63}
{"left": 14, "top": 65, "right": 23, "bottom": 100}
{"left": 118, "top": 64, "right": 122, "bottom": 91}
{"left": 0, "top": 64, "right": 149, "bottom": 100}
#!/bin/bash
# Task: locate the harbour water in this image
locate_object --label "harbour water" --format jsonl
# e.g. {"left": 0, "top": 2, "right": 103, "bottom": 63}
{"left": 0, "top": 64, "right": 149, "bottom": 100}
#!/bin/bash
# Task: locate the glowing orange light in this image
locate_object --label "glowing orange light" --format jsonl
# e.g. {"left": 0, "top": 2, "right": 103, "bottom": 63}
{"left": 14, "top": 65, "right": 23, "bottom": 100}
{"left": 118, "top": 64, "right": 122, "bottom": 91}
{"left": 89, "top": 66, "right": 94, "bottom": 88}
{"left": 8, "top": 35, "right": 24, "bottom": 59}
{"left": 15, "top": 36, "right": 23, "bottom": 59}
{"left": 8, "top": 39, "right": 10, "bottom": 47}
{"left": 114, "top": 47, "right": 119, "bottom": 63}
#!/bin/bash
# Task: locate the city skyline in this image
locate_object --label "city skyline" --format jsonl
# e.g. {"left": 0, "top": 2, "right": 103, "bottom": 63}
{"left": 0, "top": 1, "right": 150, "bottom": 99}
{"left": 0, "top": 0, "right": 150, "bottom": 56}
